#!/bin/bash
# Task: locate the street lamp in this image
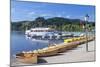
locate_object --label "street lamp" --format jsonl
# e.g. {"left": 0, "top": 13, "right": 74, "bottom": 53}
{"left": 84, "top": 14, "right": 89, "bottom": 52}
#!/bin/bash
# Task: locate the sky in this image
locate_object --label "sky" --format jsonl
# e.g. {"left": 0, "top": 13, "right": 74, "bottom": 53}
{"left": 11, "top": 0, "right": 95, "bottom": 22}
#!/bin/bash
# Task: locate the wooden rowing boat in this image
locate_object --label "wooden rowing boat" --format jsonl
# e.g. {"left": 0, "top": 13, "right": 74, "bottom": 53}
{"left": 16, "top": 53, "right": 38, "bottom": 64}
{"left": 15, "top": 36, "right": 95, "bottom": 60}
{"left": 37, "top": 46, "right": 59, "bottom": 57}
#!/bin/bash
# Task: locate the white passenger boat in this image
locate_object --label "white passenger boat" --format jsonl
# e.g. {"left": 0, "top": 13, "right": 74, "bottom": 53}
{"left": 25, "top": 27, "right": 61, "bottom": 39}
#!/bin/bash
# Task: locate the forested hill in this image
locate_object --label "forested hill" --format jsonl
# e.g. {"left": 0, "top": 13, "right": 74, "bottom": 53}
{"left": 11, "top": 17, "right": 95, "bottom": 32}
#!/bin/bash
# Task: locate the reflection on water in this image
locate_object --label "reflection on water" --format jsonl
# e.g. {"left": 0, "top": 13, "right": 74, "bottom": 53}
{"left": 11, "top": 31, "right": 94, "bottom": 56}
{"left": 11, "top": 31, "right": 63, "bottom": 55}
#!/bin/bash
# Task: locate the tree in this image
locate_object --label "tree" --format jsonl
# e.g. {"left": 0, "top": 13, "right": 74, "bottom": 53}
{"left": 21, "top": 22, "right": 30, "bottom": 31}
{"left": 35, "top": 17, "right": 46, "bottom": 27}
{"left": 11, "top": 17, "right": 95, "bottom": 32}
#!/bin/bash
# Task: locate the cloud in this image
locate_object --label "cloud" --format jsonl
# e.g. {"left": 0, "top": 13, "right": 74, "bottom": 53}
{"left": 27, "top": 11, "right": 71, "bottom": 19}
{"left": 40, "top": 14, "right": 53, "bottom": 17}
{"left": 57, "top": 15, "right": 62, "bottom": 17}
{"left": 28, "top": 11, "right": 54, "bottom": 17}
{"left": 28, "top": 12, "right": 35, "bottom": 15}
{"left": 41, "top": 14, "right": 48, "bottom": 17}
{"left": 65, "top": 15, "right": 70, "bottom": 18}
{"left": 27, "top": 11, "right": 37, "bottom": 18}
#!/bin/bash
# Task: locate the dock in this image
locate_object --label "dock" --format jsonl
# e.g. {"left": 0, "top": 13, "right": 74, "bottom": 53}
{"left": 41, "top": 41, "right": 95, "bottom": 64}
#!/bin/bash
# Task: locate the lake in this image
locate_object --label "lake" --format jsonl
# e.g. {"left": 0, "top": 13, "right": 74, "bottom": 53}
{"left": 11, "top": 31, "right": 94, "bottom": 56}
{"left": 10, "top": 31, "right": 63, "bottom": 56}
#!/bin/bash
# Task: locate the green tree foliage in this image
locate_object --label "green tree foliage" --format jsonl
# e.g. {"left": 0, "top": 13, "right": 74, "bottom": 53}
{"left": 35, "top": 17, "right": 46, "bottom": 27}
{"left": 11, "top": 17, "right": 95, "bottom": 32}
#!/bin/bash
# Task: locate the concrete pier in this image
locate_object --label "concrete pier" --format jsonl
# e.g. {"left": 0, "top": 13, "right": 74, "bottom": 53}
{"left": 41, "top": 41, "right": 95, "bottom": 64}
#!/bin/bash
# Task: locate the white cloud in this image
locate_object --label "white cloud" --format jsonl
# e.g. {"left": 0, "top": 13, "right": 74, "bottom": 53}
{"left": 28, "top": 12, "right": 35, "bottom": 15}
{"left": 65, "top": 15, "right": 70, "bottom": 18}
{"left": 57, "top": 15, "right": 62, "bottom": 17}
{"left": 27, "top": 11, "right": 37, "bottom": 18}
{"left": 40, "top": 14, "right": 48, "bottom": 17}
{"left": 40, "top": 14, "right": 53, "bottom": 17}
{"left": 27, "top": 11, "right": 71, "bottom": 19}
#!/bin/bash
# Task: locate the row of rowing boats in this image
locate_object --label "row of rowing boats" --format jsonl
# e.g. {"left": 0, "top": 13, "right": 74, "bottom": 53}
{"left": 15, "top": 36, "right": 95, "bottom": 63}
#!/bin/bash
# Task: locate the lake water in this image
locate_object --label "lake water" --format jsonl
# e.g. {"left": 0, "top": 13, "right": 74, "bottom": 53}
{"left": 10, "top": 31, "right": 63, "bottom": 56}
{"left": 11, "top": 31, "right": 94, "bottom": 56}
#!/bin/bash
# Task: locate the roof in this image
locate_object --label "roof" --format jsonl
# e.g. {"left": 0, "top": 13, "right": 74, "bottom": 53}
{"left": 31, "top": 27, "right": 53, "bottom": 30}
